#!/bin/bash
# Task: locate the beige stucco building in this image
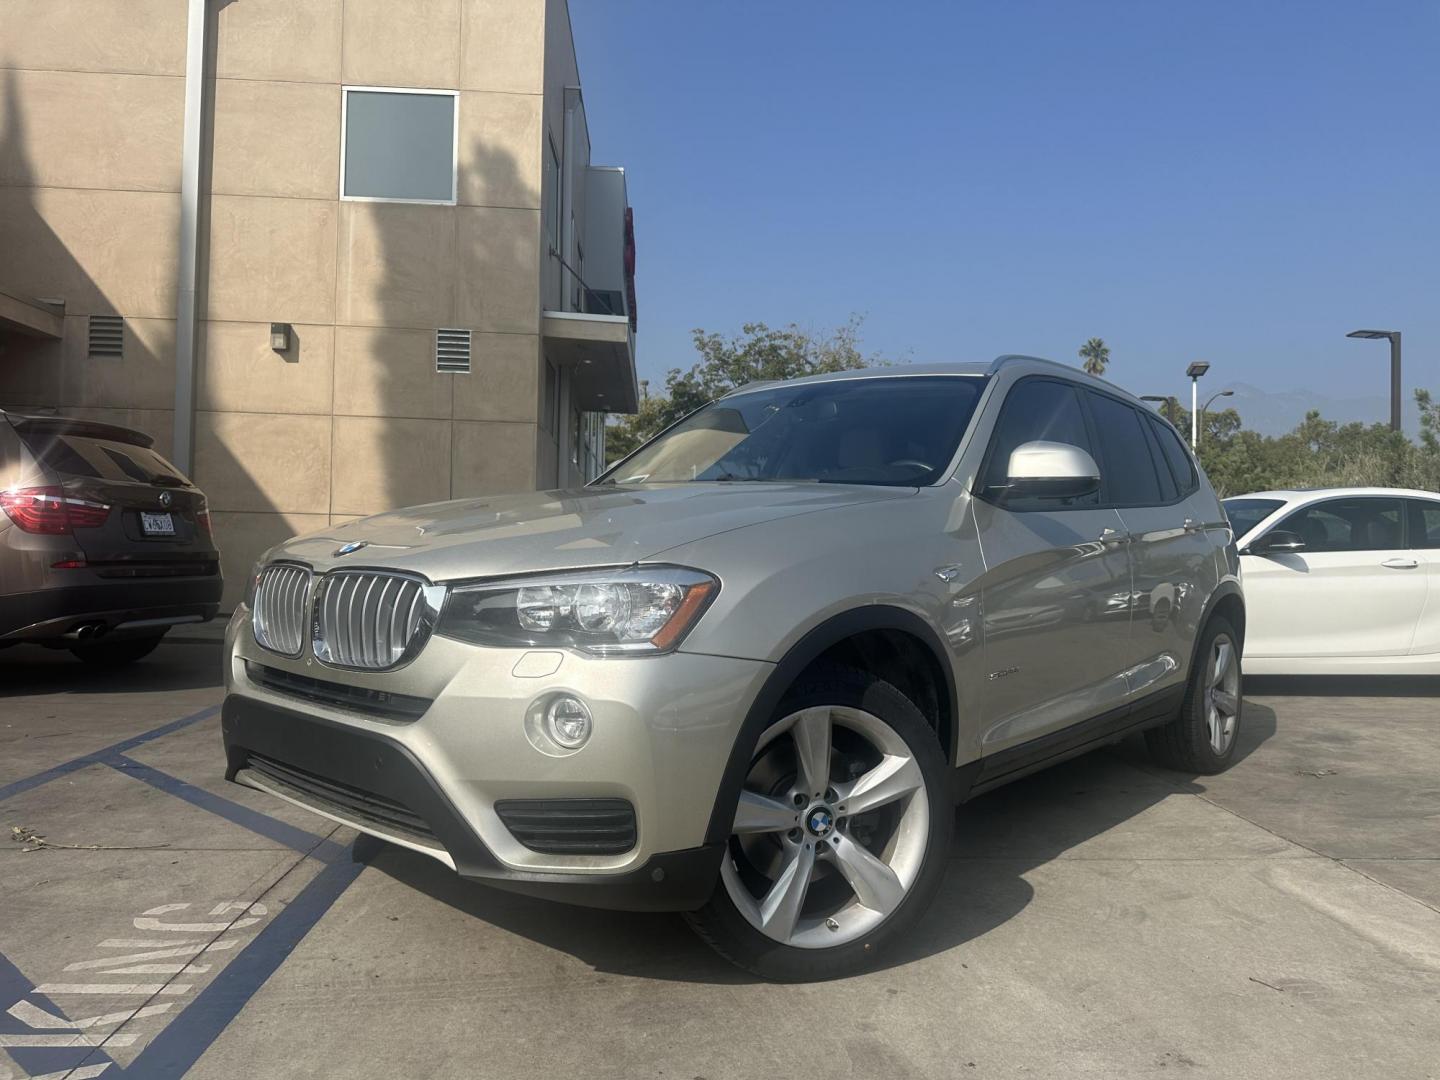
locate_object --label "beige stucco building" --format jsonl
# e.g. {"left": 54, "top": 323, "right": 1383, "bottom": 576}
{"left": 0, "top": 0, "right": 638, "bottom": 609}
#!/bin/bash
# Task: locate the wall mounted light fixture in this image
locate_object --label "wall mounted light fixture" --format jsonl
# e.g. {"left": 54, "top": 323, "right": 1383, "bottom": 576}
{"left": 270, "top": 322, "right": 292, "bottom": 352}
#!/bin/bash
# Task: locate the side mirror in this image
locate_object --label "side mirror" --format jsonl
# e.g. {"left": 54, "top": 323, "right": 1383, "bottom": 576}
{"left": 1000, "top": 440, "right": 1101, "bottom": 502}
{"left": 1247, "top": 529, "right": 1305, "bottom": 555}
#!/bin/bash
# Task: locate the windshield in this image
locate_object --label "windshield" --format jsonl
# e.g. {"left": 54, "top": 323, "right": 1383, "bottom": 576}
{"left": 1223, "top": 497, "right": 1285, "bottom": 539}
{"left": 601, "top": 375, "right": 988, "bottom": 487}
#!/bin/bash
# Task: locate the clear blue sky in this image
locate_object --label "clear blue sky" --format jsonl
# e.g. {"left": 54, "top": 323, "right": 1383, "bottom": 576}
{"left": 570, "top": 0, "right": 1439, "bottom": 410}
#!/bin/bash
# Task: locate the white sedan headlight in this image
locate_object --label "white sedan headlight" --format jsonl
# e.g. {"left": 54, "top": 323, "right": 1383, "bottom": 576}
{"left": 436, "top": 566, "right": 718, "bottom": 655}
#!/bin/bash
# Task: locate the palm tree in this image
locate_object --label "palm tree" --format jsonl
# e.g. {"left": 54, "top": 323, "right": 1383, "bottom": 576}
{"left": 1078, "top": 338, "right": 1110, "bottom": 377}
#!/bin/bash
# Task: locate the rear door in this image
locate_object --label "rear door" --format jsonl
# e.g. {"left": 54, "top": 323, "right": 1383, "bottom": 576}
{"left": 1243, "top": 496, "right": 1423, "bottom": 657}
{"left": 1085, "top": 392, "right": 1219, "bottom": 700}
{"left": 16, "top": 427, "right": 216, "bottom": 570}
{"left": 1405, "top": 498, "right": 1440, "bottom": 659}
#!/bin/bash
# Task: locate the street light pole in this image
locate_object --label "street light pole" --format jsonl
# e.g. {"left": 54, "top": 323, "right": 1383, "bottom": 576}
{"left": 1198, "top": 389, "right": 1234, "bottom": 446}
{"left": 1346, "top": 329, "right": 1402, "bottom": 432}
{"left": 1185, "top": 361, "right": 1210, "bottom": 449}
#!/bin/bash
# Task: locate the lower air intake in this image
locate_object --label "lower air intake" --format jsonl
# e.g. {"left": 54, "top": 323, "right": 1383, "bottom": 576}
{"left": 494, "top": 798, "right": 637, "bottom": 855}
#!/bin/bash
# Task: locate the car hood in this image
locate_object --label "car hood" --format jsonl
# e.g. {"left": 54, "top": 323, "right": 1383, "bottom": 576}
{"left": 269, "top": 483, "right": 913, "bottom": 581}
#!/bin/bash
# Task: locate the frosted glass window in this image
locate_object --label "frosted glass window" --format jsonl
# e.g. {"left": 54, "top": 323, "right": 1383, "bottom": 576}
{"left": 342, "top": 89, "right": 457, "bottom": 203}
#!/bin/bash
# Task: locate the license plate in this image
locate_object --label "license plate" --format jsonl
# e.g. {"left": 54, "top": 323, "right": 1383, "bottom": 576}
{"left": 140, "top": 511, "right": 176, "bottom": 536}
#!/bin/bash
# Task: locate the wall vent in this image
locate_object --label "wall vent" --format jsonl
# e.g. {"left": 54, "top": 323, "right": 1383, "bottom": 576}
{"left": 88, "top": 315, "right": 124, "bottom": 358}
{"left": 436, "top": 328, "right": 471, "bottom": 374}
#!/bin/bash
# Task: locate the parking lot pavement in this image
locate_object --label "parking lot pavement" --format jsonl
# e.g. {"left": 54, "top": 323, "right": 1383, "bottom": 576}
{"left": 2, "top": 646, "right": 1438, "bottom": 1080}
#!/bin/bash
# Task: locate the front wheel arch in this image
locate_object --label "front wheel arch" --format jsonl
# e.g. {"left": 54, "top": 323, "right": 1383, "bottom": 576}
{"left": 702, "top": 605, "right": 956, "bottom": 847}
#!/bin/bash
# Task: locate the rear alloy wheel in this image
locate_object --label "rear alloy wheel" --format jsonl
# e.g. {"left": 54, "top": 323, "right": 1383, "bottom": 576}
{"left": 69, "top": 634, "right": 166, "bottom": 668}
{"left": 686, "top": 667, "right": 951, "bottom": 981}
{"left": 1145, "top": 616, "right": 1243, "bottom": 774}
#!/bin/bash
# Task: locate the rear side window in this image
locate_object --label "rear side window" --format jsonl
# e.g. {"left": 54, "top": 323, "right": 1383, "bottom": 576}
{"left": 1087, "top": 392, "right": 1163, "bottom": 506}
{"left": 979, "top": 379, "right": 1098, "bottom": 507}
{"left": 1277, "top": 497, "right": 1404, "bottom": 552}
{"left": 1409, "top": 500, "right": 1440, "bottom": 549}
{"left": 1144, "top": 423, "right": 1180, "bottom": 503}
{"left": 21, "top": 433, "right": 185, "bottom": 485}
{"left": 1148, "top": 416, "right": 1198, "bottom": 496}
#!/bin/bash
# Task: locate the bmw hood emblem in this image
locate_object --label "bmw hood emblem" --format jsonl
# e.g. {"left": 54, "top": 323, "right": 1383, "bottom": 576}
{"left": 334, "top": 539, "right": 369, "bottom": 557}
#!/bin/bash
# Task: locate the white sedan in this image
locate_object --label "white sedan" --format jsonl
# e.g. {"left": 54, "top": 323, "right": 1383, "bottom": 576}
{"left": 1224, "top": 487, "right": 1440, "bottom": 675}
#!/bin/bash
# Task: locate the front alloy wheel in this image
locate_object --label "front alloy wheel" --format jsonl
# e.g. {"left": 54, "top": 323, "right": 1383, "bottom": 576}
{"left": 687, "top": 667, "right": 951, "bottom": 981}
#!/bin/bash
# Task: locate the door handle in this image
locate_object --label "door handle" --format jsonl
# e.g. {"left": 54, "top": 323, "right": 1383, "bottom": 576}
{"left": 1183, "top": 518, "right": 1205, "bottom": 534}
{"left": 1381, "top": 557, "right": 1420, "bottom": 570}
{"left": 1100, "top": 527, "right": 1130, "bottom": 543}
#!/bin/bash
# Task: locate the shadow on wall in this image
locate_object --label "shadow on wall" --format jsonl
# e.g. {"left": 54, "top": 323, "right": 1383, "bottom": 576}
{"left": 0, "top": 61, "right": 281, "bottom": 615}
{"left": 348, "top": 121, "right": 542, "bottom": 532}
{"left": 0, "top": 66, "right": 87, "bottom": 413}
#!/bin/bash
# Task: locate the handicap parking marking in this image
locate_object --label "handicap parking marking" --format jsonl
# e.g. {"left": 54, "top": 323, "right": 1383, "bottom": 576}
{"left": 1, "top": 704, "right": 373, "bottom": 1079}
{"left": 0, "top": 951, "right": 120, "bottom": 1080}
{"left": 8, "top": 1002, "right": 176, "bottom": 1032}
{"left": 129, "top": 902, "right": 268, "bottom": 935}
{"left": 1, "top": 897, "right": 273, "bottom": 1076}
{"left": 119, "top": 853, "right": 367, "bottom": 1080}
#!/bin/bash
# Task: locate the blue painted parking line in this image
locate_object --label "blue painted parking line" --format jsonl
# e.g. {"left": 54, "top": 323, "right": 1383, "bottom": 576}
{"left": 1, "top": 703, "right": 373, "bottom": 1076}
{"left": 0, "top": 704, "right": 220, "bottom": 805}
{"left": 103, "top": 753, "right": 347, "bottom": 861}
{"left": 124, "top": 848, "right": 369, "bottom": 1080}
{"left": 0, "top": 757, "right": 95, "bottom": 809}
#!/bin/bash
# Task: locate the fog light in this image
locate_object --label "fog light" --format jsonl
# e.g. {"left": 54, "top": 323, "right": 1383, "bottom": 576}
{"left": 545, "top": 695, "right": 592, "bottom": 749}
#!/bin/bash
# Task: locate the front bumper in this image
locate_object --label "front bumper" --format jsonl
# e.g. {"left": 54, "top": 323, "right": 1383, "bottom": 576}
{"left": 222, "top": 610, "right": 771, "bottom": 911}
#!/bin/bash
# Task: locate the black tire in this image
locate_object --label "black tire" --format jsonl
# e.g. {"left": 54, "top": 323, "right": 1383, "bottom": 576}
{"left": 685, "top": 666, "right": 953, "bottom": 982}
{"left": 1145, "top": 616, "right": 1243, "bottom": 774}
{"left": 69, "top": 634, "right": 166, "bottom": 668}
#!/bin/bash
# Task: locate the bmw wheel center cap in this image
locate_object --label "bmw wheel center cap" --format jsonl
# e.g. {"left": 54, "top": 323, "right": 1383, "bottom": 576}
{"left": 806, "top": 806, "right": 835, "bottom": 838}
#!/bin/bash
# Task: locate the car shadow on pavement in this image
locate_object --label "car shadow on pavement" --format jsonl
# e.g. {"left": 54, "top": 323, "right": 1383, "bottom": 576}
{"left": 0, "top": 641, "right": 224, "bottom": 696}
{"left": 1112, "top": 698, "right": 1279, "bottom": 780}
{"left": 361, "top": 702, "right": 1279, "bottom": 985}
{"left": 1246, "top": 675, "right": 1440, "bottom": 698}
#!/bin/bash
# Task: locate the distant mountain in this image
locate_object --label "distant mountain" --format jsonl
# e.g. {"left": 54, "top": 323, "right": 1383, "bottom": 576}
{"left": 1217, "top": 382, "right": 1421, "bottom": 437}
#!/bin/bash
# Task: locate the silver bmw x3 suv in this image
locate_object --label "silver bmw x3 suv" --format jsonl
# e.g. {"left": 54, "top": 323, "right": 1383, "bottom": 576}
{"left": 222, "top": 355, "right": 1244, "bottom": 980}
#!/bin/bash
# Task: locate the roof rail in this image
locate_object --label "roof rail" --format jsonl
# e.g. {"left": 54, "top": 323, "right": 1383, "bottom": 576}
{"left": 988, "top": 354, "right": 1115, "bottom": 384}
{"left": 724, "top": 379, "right": 781, "bottom": 397}
{"left": 988, "top": 354, "right": 1059, "bottom": 374}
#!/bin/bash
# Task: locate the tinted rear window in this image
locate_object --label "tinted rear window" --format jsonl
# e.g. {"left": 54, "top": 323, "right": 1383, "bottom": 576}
{"left": 1088, "top": 393, "right": 1163, "bottom": 505}
{"left": 1148, "top": 416, "right": 1198, "bottom": 495}
{"left": 1275, "top": 497, "right": 1403, "bottom": 552}
{"left": 21, "top": 433, "right": 185, "bottom": 485}
{"left": 1410, "top": 500, "right": 1440, "bottom": 550}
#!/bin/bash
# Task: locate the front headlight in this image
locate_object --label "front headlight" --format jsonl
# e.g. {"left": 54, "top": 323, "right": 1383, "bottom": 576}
{"left": 436, "top": 566, "right": 719, "bottom": 655}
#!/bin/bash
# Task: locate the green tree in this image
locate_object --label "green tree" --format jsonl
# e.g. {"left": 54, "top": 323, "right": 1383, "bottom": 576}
{"left": 1182, "top": 394, "right": 1440, "bottom": 497}
{"left": 606, "top": 316, "right": 888, "bottom": 465}
{"left": 1078, "top": 338, "right": 1110, "bottom": 377}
